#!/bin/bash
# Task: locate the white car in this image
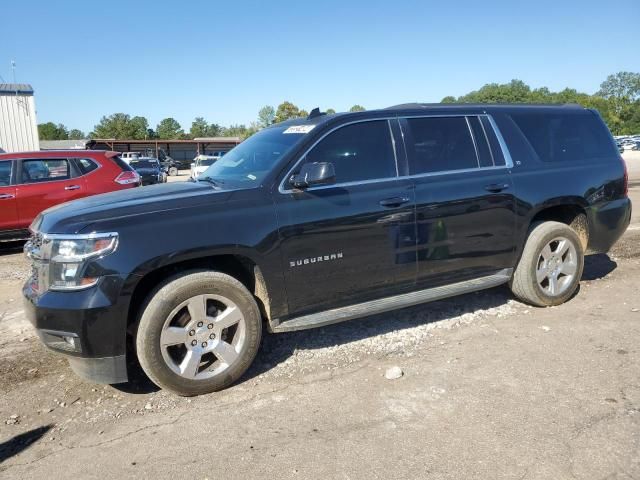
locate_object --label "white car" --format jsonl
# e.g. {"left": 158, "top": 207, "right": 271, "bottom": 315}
{"left": 190, "top": 154, "right": 221, "bottom": 179}
{"left": 121, "top": 152, "right": 142, "bottom": 164}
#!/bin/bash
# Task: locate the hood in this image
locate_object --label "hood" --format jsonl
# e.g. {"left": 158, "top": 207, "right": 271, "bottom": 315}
{"left": 32, "top": 181, "right": 235, "bottom": 234}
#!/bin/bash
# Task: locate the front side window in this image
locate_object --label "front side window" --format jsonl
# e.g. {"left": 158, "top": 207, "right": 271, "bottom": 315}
{"left": 0, "top": 161, "right": 12, "bottom": 186}
{"left": 21, "top": 159, "right": 70, "bottom": 183}
{"left": 301, "top": 120, "right": 397, "bottom": 184}
{"left": 404, "top": 117, "right": 479, "bottom": 174}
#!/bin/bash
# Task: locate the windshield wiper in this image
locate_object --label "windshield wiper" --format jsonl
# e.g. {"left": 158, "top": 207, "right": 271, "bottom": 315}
{"left": 197, "top": 176, "right": 225, "bottom": 187}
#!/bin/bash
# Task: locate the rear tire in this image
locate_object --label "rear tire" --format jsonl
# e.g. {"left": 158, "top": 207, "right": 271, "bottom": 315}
{"left": 136, "top": 270, "right": 262, "bottom": 396}
{"left": 168, "top": 167, "right": 178, "bottom": 176}
{"left": 510, "top": 221, "right": 584, "bottom": 307}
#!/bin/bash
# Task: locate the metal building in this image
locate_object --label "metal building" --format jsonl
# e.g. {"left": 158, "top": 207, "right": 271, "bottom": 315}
{"left": 0, "top": 83, "right": 39, "bottom": 153}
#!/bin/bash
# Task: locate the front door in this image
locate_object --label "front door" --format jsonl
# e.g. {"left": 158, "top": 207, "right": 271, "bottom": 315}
{"left": 274, "top": 120, "right": 416, "bottom": 317}
{"left": 16, "top": 158, "right": 86, "bottom": 228}
{"left": 400, "top": 115, "right": 517, "bottom": 287}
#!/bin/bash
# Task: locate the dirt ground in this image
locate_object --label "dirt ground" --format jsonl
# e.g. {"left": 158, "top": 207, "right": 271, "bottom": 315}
{"left": 0, "top": 154, "right": 639, "bottom": 479}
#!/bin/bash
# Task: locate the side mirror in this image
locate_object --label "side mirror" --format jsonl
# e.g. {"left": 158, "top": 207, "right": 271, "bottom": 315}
{"left": 290, "top": 162, "right": 336, "bottom": 189}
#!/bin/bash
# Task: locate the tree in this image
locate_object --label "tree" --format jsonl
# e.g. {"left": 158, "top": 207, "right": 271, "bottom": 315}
{"left": 38, "top": 122, "right": 68, "bottom": 140}
{"left": 274, "top": 101, "right": 306, "bottom": 123}
{"left": 190, "top": 117, "right": 210, "bottom": 138}
{"left": 597, "top": 72, "right": 640, "bottom": 114}
{"left": 349, "top": 105, "right": 366, "bottom": 112}
{"left": 257, "top": 105, "right": 275, "bottom": 128}
{"left": 325, "top": 108, "right": 336, "bottom": 115}
{"left": 156, "top": 118, "right": 184, "bottom": 139}
{"left": 91, "top": 113, "right": 150, "bottom": 139}
{"left": 68, "top": 129, "right": 85, "bottom": 139}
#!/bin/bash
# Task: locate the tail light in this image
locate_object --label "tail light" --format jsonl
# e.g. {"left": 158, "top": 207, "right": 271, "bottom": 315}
{"left": 115, "top": 170, "right": 140, "bottom": 185}
{"left": 621, "top": 156, "right": 628, "bottom": 197}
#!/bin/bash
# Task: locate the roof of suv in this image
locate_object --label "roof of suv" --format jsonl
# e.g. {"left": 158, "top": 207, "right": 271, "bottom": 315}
{"left": 272, "top": 103, "right": 588, "bottom": 130}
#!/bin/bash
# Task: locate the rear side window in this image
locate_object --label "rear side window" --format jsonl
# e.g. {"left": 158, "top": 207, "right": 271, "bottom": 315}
{"left": 404, "top": 117, "right": 478, "bottom": 174}
{"left": 509, "top": 112, "right": 617, "bottom": 162}
{"left": 110, "top": 155, "right": 135, "bottom": 171}
{"left": 0, "top": 161, "right": 11, "bottom": 186}
{"left": 77, "top": 158, "right": 99, "bottom": 174}
{"left": 302, "top": 120, "right": 397, "bottom": 184}
{"left": 21, "top": 159, "right": 70, "bottom": 183}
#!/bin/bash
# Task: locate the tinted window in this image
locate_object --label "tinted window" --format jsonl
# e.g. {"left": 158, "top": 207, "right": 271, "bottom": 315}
{"left": 130, "top": 160, "right": 158, "bottom": 169}
{"left": 509, "top": 112, "right": 617, "bottom": 162}
{"left": 405, "top": 117, "right": 478, "bottom": 174}
{"left": 468, "top": 117, "right": 494, "bottom": 167}
{"left": 110, "top": 155, "right": 135, "bottom": 172}
{"left": 302, "top": 120, "right": 396, "bottom": 184}
{"left": 479, "top": 117, "right": 506, "bottom": 166}
{"left": 21, "top": 159, "right": 70, "bottom": 183}
{"left": 0, "top": 161, "right": 11, "bottom": 186}
{"left": 77, "top": 158, "right": 99, "bottom": 174}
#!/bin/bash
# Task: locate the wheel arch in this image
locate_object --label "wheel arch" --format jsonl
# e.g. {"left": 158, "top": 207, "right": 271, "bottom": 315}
{"left": 125, "top": 253, "right": 272, "bottom": 333}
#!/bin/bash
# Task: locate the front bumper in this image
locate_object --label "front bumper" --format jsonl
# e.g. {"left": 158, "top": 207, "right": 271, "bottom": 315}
{"left": 23, "top": 274, "right": 131, "bottom": 384}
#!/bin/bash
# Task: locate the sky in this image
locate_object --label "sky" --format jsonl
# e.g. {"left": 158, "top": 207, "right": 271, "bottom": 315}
{"left": 1, "top": 0, "right": 638, "bottom": 134}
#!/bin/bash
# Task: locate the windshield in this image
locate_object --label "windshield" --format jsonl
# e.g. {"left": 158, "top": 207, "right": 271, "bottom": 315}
{"left": 197, "top": 158, "right": 216, "bottom": 167}
{"left": 198, "top": 125, "right": 309, "bottom": 185}
{"left": 130, "top": 160, "right": 157, "bottom": 169}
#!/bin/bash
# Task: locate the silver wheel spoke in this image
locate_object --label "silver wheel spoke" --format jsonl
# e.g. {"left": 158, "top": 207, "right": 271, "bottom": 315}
{"left": 179, "top": 350, "right": 201, "bottom": 378}
{"left": 548, "top": 274, "right": 558, "bottom": 295}
{"left": 556, "top": 239, "right": 570, "bottom": 257}
{"left": 536, "top": 266, "right": 548, "bottom": 283}
{"left": 161, "top": 326, "right": 187, "bottom": 346}
{"left": 187, "top": 295, "right": 207, "bottom": 324}
{"left": 215, "top": 306, "right": 242, "bottom": 329}
{"left": 540, "top": 244, "right": 552, "bottom": 261}
{"left": 560, "top": 261, "right": 577, "bottom": 276}
{"left": 210, "top": 341, "right": 239, "bottom": 366}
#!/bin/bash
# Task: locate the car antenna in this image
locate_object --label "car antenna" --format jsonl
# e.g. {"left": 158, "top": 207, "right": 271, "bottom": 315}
{"left": 307, "top": 107, "right": 325, "bottom": 119}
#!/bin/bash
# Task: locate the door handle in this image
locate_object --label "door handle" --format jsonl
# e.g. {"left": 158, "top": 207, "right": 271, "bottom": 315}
{"left": 0, "top": 193, "right": 15, "bottom": 199}
{"left": 64, "top": 185, "right": 81, "bottom": 191}
{"left": 379, "top": 196, "right": 411, "bottom": 208}
{"left": 484, "top": 183, "right": 510, "bottom": 193}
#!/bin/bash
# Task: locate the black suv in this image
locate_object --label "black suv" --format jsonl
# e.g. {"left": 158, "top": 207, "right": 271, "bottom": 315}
{"left": 23, "top": 104, "right": 631, "bottom": 396}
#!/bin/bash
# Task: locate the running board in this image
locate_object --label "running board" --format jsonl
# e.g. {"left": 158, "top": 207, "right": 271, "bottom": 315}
{"left": 271, "top": 268, "right": 513, "bottom": 333}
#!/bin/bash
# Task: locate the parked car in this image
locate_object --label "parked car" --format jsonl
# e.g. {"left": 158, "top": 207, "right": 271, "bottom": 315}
{"left": 0, "top": 150, "right": 140, "bottom": 242}
{"left": 190, "top": 154, "right": 220, "bottom": 180}
{"left": 23, "top": 104, "right": 630, "bottom": 396}
{"left": 121, "top": 152, "right": 142, "bottom": 163}
{"left": 129, "top": 157, "right": 167, "bottom": 185}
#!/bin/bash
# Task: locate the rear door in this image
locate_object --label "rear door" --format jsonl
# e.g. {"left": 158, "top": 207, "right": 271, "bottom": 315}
{"left": 400, "top": 115, "right": 517, "bottom": 287}
{"left": 273, "top": 119, "right": 416, "bottom": 316}
{"left": 0, "top": 160, "right": 18, "bottom": 231}
{"left": 15, "top": 158, "right": 87, "bottom": 228}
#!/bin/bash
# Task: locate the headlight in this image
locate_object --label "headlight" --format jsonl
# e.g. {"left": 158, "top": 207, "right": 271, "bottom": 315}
{"left": 25, "top": 232, "right": 118, "bottom": 292}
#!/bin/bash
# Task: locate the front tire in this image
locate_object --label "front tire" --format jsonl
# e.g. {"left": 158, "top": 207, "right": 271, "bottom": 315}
{"left": 510, "top": 221, "right": 584, "bottom": 307}
{"left": 136, "top": 271, "right": 262, "bottom": 396}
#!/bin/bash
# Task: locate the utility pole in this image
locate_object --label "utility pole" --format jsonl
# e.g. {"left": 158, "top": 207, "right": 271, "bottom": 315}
{"left": 11, "top": 60, "right": 16, "bottom": 84}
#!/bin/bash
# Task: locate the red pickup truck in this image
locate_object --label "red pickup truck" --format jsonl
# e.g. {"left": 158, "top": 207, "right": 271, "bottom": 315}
{"left": 0, "top": 150, "right": 140, "bottom": 241}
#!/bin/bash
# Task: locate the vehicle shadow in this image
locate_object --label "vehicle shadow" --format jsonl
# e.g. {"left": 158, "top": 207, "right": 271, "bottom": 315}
{"left": 582, "top": 253, "right": 617, "bottom": 280}
{"left": 0, "top": 241, "right": 25, "bottom": 256}
{"left": 0, "top": 425, "right": 52, "bottom": 464}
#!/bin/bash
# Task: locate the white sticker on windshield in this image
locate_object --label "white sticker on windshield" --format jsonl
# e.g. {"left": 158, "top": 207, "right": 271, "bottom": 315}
{"left": 283, "top": 125, "right": 316, "bottom": 134}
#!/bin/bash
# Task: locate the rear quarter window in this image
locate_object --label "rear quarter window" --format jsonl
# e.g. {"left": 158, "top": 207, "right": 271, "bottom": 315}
{"left": 509, "top": 112, "right": 617, "bottom": 163}
{"left": 109, "top": 155, "right": 135, "bottom": 171}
